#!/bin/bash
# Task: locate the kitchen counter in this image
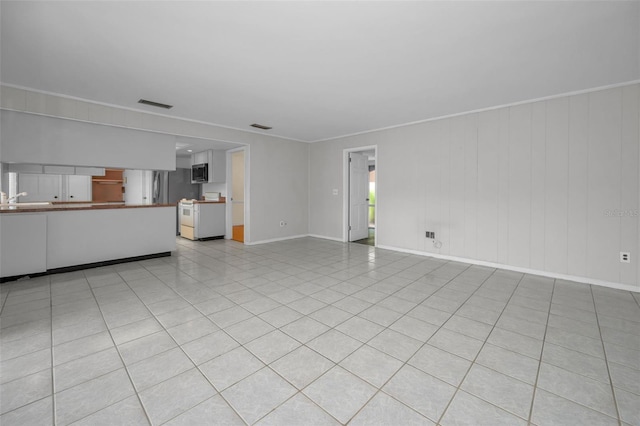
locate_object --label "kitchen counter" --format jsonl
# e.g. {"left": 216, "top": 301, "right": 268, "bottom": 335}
{"left": 0, "top": 202, "right": 176, "bottom": 213}
{"left": 1, "top": 204, "right": 176, "bottom": 281}
{"left": 192, "top": 200, "right": 226, "bottom": 204}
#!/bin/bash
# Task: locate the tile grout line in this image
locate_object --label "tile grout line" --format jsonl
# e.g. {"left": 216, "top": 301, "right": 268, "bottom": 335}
{"left": 589, "top": 286, "right": 623, "bottom": 426}
{"left": 331, "top": 262, "right": 470, "bottom": 424}
{"left": 525, "top": 278, "right": 556, "bottom": 426}
{"left": 136, "top": 261, "right": 254, "bottom": 426}
{"left": 71, "top": 267, "right": 155, "bottom": 426}
{"left": 4, "top": 237, "right": 637, "bottom": 426}
{"left": 341, "top": 262, "right": 480, "bottom": 425}
{"left": 434, "top": 270, "right": 527, "bottom": 425}
{"left": 49, "top": 277, "right": 56, "bottom": 426}
{"left": 245, "top": 254, "right": 465, "bottom": 424}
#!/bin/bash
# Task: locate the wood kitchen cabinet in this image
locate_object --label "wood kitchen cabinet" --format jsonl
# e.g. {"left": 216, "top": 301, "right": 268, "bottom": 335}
{"left": 92, "top": 168, "right": 124, "bottom": 202}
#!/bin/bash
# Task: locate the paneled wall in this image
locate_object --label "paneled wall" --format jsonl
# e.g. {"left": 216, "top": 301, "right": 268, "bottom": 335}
{"left": 310, "top": 84, "right": 639, "bottom": 289}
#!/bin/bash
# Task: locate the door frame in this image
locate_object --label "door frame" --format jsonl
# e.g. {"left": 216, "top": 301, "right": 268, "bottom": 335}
{"left": 343, "top": 145, "right": 377, "bottom": 245}
{"left": 226, "top": 145, "right": 250, "bottom": 243}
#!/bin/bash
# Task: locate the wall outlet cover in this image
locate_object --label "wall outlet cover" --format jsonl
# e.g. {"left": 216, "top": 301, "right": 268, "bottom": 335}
{"left": 620, "top": 252, "right": 630, "bottom": 263}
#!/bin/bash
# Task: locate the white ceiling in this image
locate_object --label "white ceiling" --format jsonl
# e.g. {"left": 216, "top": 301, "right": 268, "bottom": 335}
{"left": 1, "top": 1, "right": 638, "bottom": 142}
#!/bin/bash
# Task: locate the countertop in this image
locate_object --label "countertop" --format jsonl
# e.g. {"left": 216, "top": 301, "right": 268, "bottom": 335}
{"left": 0, "top": 202, "right": 176, "bottom": 213}
{"left": 180, "top": 197, "right": 226, "bottom": 204}
{"left": 192, "top": 200, "right": 226, "bottom": 204}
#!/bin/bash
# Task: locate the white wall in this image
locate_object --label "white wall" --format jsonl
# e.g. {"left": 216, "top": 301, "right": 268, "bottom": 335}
{"left": 310, "top": 84, "right": 640, "bottom": 289}
{"left": 0, "top": 110, "right": 176, "bottom": 170}
{"left": 0, "top": 85, "right": 310, "bottom": 243}
{"left": 202, "top": 183, "right": 226, "bottom": 197}
{"left": 176, "top": 156, "right": 191, "bottom": 169}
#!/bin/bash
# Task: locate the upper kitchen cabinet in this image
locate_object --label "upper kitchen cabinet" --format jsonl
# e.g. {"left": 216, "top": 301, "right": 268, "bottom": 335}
{"left": 191, "top": 150, "right": 226, "bottom": 183}
{"left": 65, "top": 175, "right": 92, "bottom": 201}
{"left": 18, "top": 174, "right": 62, "bottom": 202}
{"left": 17, "top": 173, "right": 92, "bottom": 202}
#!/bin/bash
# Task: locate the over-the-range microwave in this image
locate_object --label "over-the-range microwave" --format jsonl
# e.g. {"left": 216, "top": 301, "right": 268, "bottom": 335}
{"left": 192, "top": 163, "right": 208, "bottom": 183}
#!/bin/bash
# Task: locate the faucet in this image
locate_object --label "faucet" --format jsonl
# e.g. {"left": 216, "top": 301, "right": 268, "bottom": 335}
{"left": 7, "top": 192, "right": 28, "bottom": 203}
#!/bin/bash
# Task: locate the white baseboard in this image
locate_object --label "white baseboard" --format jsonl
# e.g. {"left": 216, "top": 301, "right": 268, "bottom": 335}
{"left": 377, "top": 244, "right": 639, "bottom": 293}
{"left": 245, "top": 234, "right": 310, "bottom": 246}
{"left": 308, "top": 234, "right": 345, "bottom": 243}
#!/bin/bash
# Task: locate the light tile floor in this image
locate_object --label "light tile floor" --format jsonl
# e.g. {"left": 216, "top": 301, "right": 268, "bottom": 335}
{"left": 1, "top": 237, "right": 639, "bottom": 425}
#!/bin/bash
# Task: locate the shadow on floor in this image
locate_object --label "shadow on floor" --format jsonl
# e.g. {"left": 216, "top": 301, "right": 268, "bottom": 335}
{"left": 352, "top": 227, "right": 375, "bottom": 246}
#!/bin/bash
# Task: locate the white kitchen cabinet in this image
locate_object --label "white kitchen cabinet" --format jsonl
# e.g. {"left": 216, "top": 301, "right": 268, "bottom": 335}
{"left": 44, "top": 165, "right": 74, "bottom": 175}
{"left": 191, "top": 150, "right": 226, "bottom": 183}
{"left": 18, "top": 174, "right": 91, "bottom": 202}
{"left": 64, "top": 175, "right": 92, "bottom": 201}
{"left": 75, "top": 167, "right": 105, "bottom": 176}
{"left": 192, "top": 151, "right": 209, "bottom": 165}
{"left": 0, "top": 214, "right": 47, "bottom": 277}
{"left": 18, "top": 173, "right": 62, "bottom": 202}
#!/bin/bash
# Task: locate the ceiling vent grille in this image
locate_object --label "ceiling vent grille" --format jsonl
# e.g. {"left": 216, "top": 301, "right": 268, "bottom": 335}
{"left": 250, "top": 123, "right": 272, "bottom": 130}
{"left": 138, "top": 99, "right": 173, "bottom": 109}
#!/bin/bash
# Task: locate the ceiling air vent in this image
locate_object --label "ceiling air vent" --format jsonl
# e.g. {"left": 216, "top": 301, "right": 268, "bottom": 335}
{"left": 138, "top": 99, "right": 173, "bottom": 109}
{"left": 250, "top": 123, "right": 272, "bottom": 130}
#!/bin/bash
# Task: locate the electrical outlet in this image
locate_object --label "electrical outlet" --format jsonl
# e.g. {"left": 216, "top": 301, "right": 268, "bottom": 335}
{"left": 280, "top": 221, "right": 287, "bottom": 227}
{"left": 620, "top": 252, "right": 630, "bottom": 263}
{"left": 425, "top": 231, "right": 435, "bottom": 239}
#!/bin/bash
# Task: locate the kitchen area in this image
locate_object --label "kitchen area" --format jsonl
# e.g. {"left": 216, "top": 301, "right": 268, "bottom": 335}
{"left": 0, "top": 148, "right": 232, "bottom": 281}
{"left": 4, "top": 147, "right": 233, "bottom": 242}
{"left": 177, "top": 148, "right": 228, "bottom": 241}
{"left": 0, "top": 105, "right": 247, "bottom": 282}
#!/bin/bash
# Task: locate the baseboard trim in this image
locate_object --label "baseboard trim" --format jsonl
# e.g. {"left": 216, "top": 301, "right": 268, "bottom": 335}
{"left": 308, "top": 234, "right": 345, "bottom": 243}
{"left": 377, "top": 244, "right": 638, "bottom": 293}
{"left": 0, "top": 252, "right": 172, "bottom": 284}
{"left": 245, "top": 234, "right": 310, "bottom": 245}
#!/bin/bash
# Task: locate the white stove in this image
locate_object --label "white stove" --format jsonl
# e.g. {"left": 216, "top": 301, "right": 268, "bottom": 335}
{"left": 179, "top": 199, "right": 225, "bottom": 240}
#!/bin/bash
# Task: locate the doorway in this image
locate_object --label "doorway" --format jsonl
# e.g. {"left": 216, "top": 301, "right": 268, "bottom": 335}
{"left": 228, "top": 148, "right": 246, "bottom": 243}
{"left": 344, "top": 146, "right": 377, "bottom": 246}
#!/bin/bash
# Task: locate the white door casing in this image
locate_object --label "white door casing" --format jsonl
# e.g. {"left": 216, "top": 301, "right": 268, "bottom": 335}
{"left": 349, "top": 152, "right": 369, "bottom": 241}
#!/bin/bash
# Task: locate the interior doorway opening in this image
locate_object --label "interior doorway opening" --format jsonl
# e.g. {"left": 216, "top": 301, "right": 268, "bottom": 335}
{"left": 227, "top": 147, "right": 247, "bottom": 243}
{"left": 344, "top": 146, "right": 377, "bottom": 246}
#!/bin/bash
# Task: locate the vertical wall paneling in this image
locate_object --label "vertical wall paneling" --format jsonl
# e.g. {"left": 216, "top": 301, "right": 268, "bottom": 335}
{"left": 477, "top": 110, "right": 501, "bottom": 263}
{"left": 439, "top": 119, "right": 452, "bottom": 255}
{"left": 383, "top": 127, "right": 422, "bottom": 250}
{"left": 587, "top": 89, "right": 622, "bottom": 281}
{"left": 544, "top": 97, "right": 570, "bottom": 274}
{"left": 417, "top": 125, "right": 429, "bottom": 252}
{"left": 620, "top": 85, "right": 639, "bottom": 286}
{"left": 497, "top": 108, "right": 511, "bottom": 265}
{"left": 567, "top": 94, "right": 589, "bottom": 277}
{"left": 424, "top": 122, "right": 442, "bottom": 253}
{"left": 306, "top": 84, "right": 639, "bottom": 287}
{"left": 530, "top": 102, "right": 547, "bottom": 270}
{"left": 464, "top": 114, "right": 479, "bottom": 259}
{"left": 448, "top": 116, "right": 467, "bottom": 256}
{"left": 508, "top": 104, "right": 533, "bottom": 268}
